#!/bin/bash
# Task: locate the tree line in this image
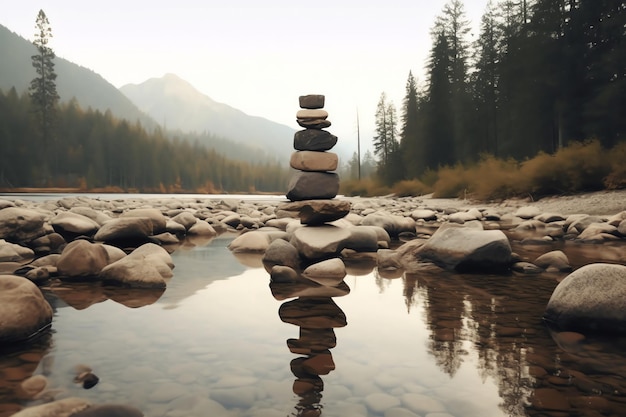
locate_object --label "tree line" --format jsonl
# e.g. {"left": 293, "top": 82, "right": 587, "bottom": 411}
{"left": 373, "top": 0, "right": 625, "bottom": 186}
{"left": 0, "top": 88, "right": 289, "bottom": 192}
{"left": 0, "top": 10, "right": 289, "bottom": 193}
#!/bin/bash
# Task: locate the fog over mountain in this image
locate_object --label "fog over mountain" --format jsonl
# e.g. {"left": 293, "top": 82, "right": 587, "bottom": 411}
{"left": 120, "top": 74, "right": 296, "bottom": 161}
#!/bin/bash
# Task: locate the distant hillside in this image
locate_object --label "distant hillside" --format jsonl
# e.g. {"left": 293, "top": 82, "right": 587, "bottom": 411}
{"left": 0, "top": 24, "right": 157, "bottom": 130}
{"left": 120, "top": 74, "right": 295, "bottom": 161}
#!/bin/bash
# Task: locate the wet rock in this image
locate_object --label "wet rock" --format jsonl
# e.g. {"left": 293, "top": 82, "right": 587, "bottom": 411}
{"left": 29, "top": 232, "right": 66, "bottom": 254}
{"left": 262, "top": 239, "right": 301, "bottom": 271}
{"left": 412, "top": 225, "right": 513, "bottom": 273}
{"left": 57, "top": 240, "right": 109, "bottom": 281}
{"left": 10, "top": 397, "right": 91, "bottom": 417}
{"left": 361, "top": 213, "right": 415, "bottom": 238}
{"left": 99, "top": 243, "right": 172, "bottom": 288}
{"left": 302, "top": 258, "right": 346, "bottom": 285}
{"left": 165, "top": 219, "right": 187, "bottom": 235}
{"left": 0, "top": 275, "right": 52, "bottom": 343}
{"left": 511, "top": 261, "right": 543, "bottom": 274}
{"left": 577, "top": 222, "right": 619, "bottom": 241}
{"left": 534, "top": 250, "right": 572, "bottom": 272}
{"left": 270, "top": 265, "right": 300, "bottom": 283}
{"left": 545, "top": 263, "right": 626, "bottom": 333}
{"left": 0, "top": 207, "right": 46, "bottom": 243}
{"left": 24, "top": 266, "right": 52, "bottom": 284}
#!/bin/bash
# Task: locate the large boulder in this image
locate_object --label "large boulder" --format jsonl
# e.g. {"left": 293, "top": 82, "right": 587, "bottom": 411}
{"left": 414, "top": 225, "right": 513, "bottom": 272}
{"left": 57, "top": 240, "right": 110, "bottom": 281}
{"left": 0, "top": 275, "right": 53, "bottom": 343}
{"left": 0, "top": 207, "right": 46, "bottom": 243}
{"left": 544, "top": 263, "right": 626, "bottom": 334}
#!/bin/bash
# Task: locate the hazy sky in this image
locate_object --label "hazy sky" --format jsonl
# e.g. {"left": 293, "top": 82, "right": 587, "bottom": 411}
{"left": 1, "top": 0, "right": 489, "bottom": 157}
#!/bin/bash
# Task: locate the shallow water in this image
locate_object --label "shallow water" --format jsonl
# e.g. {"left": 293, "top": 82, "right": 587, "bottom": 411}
{"left": 2, "top": 234, "right": 626, "bottom": 417}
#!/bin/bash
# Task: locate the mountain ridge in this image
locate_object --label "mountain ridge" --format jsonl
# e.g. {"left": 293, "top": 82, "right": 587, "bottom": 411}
{"left": 119, "top": 73, "right": 295, "bottom": 161}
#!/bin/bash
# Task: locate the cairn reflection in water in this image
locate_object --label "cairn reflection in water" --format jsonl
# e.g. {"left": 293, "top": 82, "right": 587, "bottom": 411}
{"left": 270, "top": 271, "right": 348, "bottom": 417}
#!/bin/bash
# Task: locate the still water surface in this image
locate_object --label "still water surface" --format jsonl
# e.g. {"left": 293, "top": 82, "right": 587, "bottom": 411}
{"left": 2, "top": 230, "right": 626, "bottom": 416}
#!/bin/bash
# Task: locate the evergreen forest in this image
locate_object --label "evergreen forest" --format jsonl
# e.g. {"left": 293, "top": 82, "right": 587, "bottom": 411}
{"left": 0, "top": 89, "right": 289, "bottom": 192}
{"left": 372, "top": 0, "right": 625, "bottom": 191}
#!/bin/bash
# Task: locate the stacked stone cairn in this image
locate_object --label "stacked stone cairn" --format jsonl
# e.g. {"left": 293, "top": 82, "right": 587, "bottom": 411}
{"left": 287, "top": 94, "right": 340, "bottom": 201}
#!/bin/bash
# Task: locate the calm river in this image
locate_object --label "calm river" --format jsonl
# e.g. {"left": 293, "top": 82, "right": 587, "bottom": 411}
{"left": 1, "top": 194, "right": 626, "bottom": 417}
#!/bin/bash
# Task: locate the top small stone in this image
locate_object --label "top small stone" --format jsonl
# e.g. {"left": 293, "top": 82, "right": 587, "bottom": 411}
{"left": 299, "top": 95, "right": 325, "bottom": 109}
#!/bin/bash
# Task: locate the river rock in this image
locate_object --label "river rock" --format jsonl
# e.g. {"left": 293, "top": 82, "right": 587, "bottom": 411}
{"left": 170, "top": 211, "right": 198, "bottom": 230}
{"left": 228, "top": 230, "right": 287, "bottom": 253}
{"left": 0, "top": 275, "right": 53, "bottom": 343}
{"left": 577, "top": 222, "right": 618, "bottom": 241}
{"left": 412, "top": 225, "right": 513, "bottom": 272}
{"left": 294, "top": 129, "right": 338, "bottom": 151}
{"left": 50, "top": 212, "right": 100, "bottom": 236}
{"left": 262, "top": 239, "right": 301, "bottom": 271}
{"left": 278, "top": 200, "right": 350, "bottom": 226}
{"left": 0, "top": 239, "right": 34, "bottom": 262}
{"left": 120, "top": 208, "right": 167, "bottom": 233}
{"left": 93, "top": 217, "right": 153, "bottom": 243}
{"left": 69, "top": 206, "right": 113, "bottom": 226}
{"left": 291, "top": 225, "right": 351, "bottom": 259}
{"left": 534, "top": 250, "right": 572, "bottom": 272}
{"left": 187, "top": 220, "right": 217, "bottom": 236}
{"left": 0, "top": 207, "right": 46, "bottom": 243}
{"left": 57, "top": 240, "right": 110, "bottom": 281}
{"left": 270, "top": 265, "right": 300, "bottom": 283}
{"left": 286, "top": 171, "right": 340, "bottom": 201}
{"left": 299, "top": 94, "right": 325, "bottom": 109}
{"left": 514, "top": 206, "right": 542, "bottom": 219}
{"left": 29, "top": 232, "right": 66, "bottom": 254}
{"left": 544, "top": 263, "right": 626, "bottom": 333}
{"left": 360, "top": 213, "right": 416, "bottom": 238}
{"left": 342, "top": 225, "right": 384, "bottom": 252}
{"left": 290, "top": 151, "right": 338, "bottom": 172}
{"left": 99, "top": 255, "right": 167, "bottom": 289}
{"left": 9, "top": 397, "right": 91, "bottom": 417}
{"left": 302, "top": 258, "right": 346, "bottom": 285}
{"left": 131, "top": 243, "right": 174, "bottom": 272}
{"left": 410, "top": 209, "right": 438, "bottom": 221}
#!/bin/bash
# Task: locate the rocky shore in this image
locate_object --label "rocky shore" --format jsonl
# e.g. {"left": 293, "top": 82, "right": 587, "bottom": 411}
{"left": 0, "top": 190, "right": 625, "bottom": 416}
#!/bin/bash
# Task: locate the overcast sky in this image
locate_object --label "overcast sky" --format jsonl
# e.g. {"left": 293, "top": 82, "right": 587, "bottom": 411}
{"left": 1, "top": 0, "right": 489, "bottom": 157}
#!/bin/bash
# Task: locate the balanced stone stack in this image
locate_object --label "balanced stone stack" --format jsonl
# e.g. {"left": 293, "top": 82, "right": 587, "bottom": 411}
{"left": 287, "top": 95, "right": 340, "bottom": 201}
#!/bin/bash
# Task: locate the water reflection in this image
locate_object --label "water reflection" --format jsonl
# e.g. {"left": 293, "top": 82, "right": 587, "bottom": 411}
{"left": 269, "top": 262, "right": 349, "bottom": 417}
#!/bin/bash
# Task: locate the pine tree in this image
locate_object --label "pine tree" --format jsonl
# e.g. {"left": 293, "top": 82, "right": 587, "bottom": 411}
{"left": 399, "top": 71, "right": 424, "bottom": 177}
{"left": 29, "top": 9, "right": 59, "bottom": 183}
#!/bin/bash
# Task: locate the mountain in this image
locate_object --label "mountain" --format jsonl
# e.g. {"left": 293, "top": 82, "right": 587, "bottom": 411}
{"left": 120, "top": 74, "right": 295, "bottom": 161}
{"left": 0, "top": 24, "right": 157, "bottom": 130}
